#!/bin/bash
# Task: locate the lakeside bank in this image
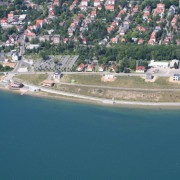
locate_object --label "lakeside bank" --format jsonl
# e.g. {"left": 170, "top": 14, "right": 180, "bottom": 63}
{"left": 1, "top": 84, "right": 180, "bottom": 109}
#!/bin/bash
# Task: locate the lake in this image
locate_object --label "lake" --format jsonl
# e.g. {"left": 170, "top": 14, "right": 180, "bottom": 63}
{"left": 0, "top": 91, "right": 180, "bottom": 180}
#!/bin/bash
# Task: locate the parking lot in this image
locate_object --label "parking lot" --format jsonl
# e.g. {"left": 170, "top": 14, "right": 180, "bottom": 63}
{"left": 147, "top": 67, "right": 180, "bottom": 77}
{"left": 33, "top": 55, "right": 79, "bottom": 72}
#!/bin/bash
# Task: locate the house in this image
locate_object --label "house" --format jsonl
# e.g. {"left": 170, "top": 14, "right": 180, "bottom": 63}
{"left": 97, "top": 5, "right": 102, "bottom": 10}
{"left": 171, "top": 15, "right": 177, "bottom": 29}
{"left": 24, "top": 30, "right": 36, "bottom": 41}
{"left": 106, "top": 0, "right": 115, "bottom": 5}
{"left": 143, "top": 12, "right": 150, "bottom": 20}
{"left": 148, "top": 60, "right": 169, "bottom": 68}
{"left": 81, "top": 0, "right": 88, "bottom": 6}
{"left": 94, "top": 0, "right": 100, "bottom": 7}
{"left": 168, "top": 5, "right": 177, "bottom": 16}
{"left": 82, "top": 37, "right": 87, "bottom": 44}
{"left": 12, "top": 53, "right": 19, "bottom": 61}
{"left": 143, "top": 6, "right": 151, "bottom": 14}
{"left": 0, "top": 18, "right": 8, "bottom": 26}
{"left": 148, "top": 31, "right": 156, "bottom": 45}
{"left": 28, "top": 25, "right": 39, "bottom": 32}
{"left": 98, "top": 65, "right": 106, "bottom": 72}
{"left": 90, "top": 10, "right": 97, "bottom": 19}
{"left": 77, "top": 63, "right": 86, "bottom": 72}
{"left": 107, "top": 27, "right": 114, "bottom": 33}
{"left": 123, "top": 21, "right": 129, "bottom": 31}
{"left": 80, "top": 5, "right": 87, "bottom": 11}
{"left": 109, "top": 64, "right": 117, "bottom": 72}
{"left": 39, "top": 35, "right": 50, "bottom": 42}
{"left": 137, "top": 25, "right": 146, "bottom": 32}
{"left": 53, "top": 71, "right": 61, "bottom": 79}
{"left": 138, "top": 38, "right": 144, "bottom": 45}
{"left": 121, "top": 38, "right": 126, "bottom": 43}
{"left": 19, "top": 14, "right": 26, "bottom": 21}
{"left": 119, "top": 29, "right": 125, "bottom": 36}
{"left": 53, "top": 0, "right": 59, "bottom": 6}
{"left": 8, "top": 13, "right": 14, "bottom": 22}
{"left": 36, "top": 19, "right": 47, "bottom": 27}
{"left": 155, "top": 26, "right": 161, "bottom": 32}
{"left": 173, "top": 74, "right": 180, "bottom": 81}
{"left": 86, "top": 64, "right": 95, "bottom": 72}
{"left": 51, "top": 35, "right": 60, "bottom": 44}
{"left": 111, "top": 37, "right": 118, "bottom": 43}
{"left": 68, "top": 29, "right": 74, "bottom": 37}
{"left": 135, "top": 66, "right": 145, "bottom": 73}
{"left": 163, "top": 37, "right": 170, "bottom": 45}
{"left": 41, "top": 80, "right": 55, "bottom": 87}
{"left": 116, "top": 10, "right": 125, "bottom": 20}
{"left": 63, "top": 38, "right": 69, "bottom": 44}
{"left": 132, "top": 5, "right": 138, "bottom": 13}
{"left": 154, "top": 3, "right": 165, "bottom": 16}
{"left": 26, "top": 44, "right": 40, "bottom": 50}
{"left": 105, "top": 5, "right": 114, "bottom": 11}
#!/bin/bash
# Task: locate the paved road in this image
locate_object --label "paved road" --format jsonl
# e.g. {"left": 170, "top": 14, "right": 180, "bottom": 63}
{"left": 12, "top": 60, "right": 23, "bottom": 73}
{"left": 15, "top": 71, "right": 173, "bottom": 77}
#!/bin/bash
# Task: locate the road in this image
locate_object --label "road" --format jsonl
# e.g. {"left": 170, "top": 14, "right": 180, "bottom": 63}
{"left": 12, "top": 60, "right": 23, "bottom": 73}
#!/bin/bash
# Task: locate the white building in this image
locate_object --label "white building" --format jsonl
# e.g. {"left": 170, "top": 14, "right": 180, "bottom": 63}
{"left": 94, "top": 0, "right": 100, "bottom": 7}
{"left": 26, "top": 44, "right": 40, "bottom": 50}
{"left": 18, "top": 67, "right": 28, "bottom": 73}
{"left": 173, "top": 74, "right": 180, "bottom": 81}
{"left": 12, "top": 53, "right": 19, "bottom": 61}
{"left": 170, "top": 59, "right": 179, "bottom": 68}
{"left": 53, "top": 71, "right": 61, "bottom": 79}
{"left": 148, "top": 60, "right": 169, "bottom": 68}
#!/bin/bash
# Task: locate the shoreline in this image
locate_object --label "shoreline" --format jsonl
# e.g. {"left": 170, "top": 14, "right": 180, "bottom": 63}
{"left": 0, "top": 86, "right": 180, "bottom": 110}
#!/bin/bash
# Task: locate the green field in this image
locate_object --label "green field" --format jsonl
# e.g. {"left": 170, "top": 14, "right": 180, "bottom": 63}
{"left": 60, "top": 74, "right": 180, "bottom": 89}
{"left": 15, "top": 74, "right": 48, "bottom": 85}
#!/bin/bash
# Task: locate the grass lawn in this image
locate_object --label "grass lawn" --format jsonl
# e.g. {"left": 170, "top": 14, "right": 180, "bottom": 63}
{"left": 60, "top": 74, "right": 180, "bottom": 89}
{"left": 54, "top": 84, "right": 180, "bottom": 102}
{"left": 15, "top": 74, "right": 48, "bottom": 85}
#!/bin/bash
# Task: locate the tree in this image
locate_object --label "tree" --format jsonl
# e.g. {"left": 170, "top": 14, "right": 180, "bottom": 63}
{"left": 40, "top": 51, "right": 49, "bottom": 60}
{"left": 174, "top": 62, "right": 179, "bottom": 69}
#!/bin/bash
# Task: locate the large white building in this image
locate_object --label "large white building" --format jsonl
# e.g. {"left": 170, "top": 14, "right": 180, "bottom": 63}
{"left": 148, "top": 60, "right": 169, "bottom": 68}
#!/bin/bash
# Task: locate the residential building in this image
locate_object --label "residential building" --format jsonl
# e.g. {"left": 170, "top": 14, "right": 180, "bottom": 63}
{"left": 77, "top": 63, "right": 86, "bottom": 72}
{"left": 51, "top": 35, "right": 61, "bottom": 44}
{"left": 39, "top": 35, "right": 51, "bottom": 42}
{"left": 173, "top": 74, "right": 180, "bottom": 81}
{"left": 135, "top": 66, "right": 145, "bottom": 73}
{"left": 86, "top": 64, "right": 95, "bottom": 72}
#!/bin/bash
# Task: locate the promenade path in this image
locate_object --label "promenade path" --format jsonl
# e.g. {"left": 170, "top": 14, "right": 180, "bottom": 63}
{"left": 56, "top": 82, "right": 180, "bottom": 92}
{"left": 23, "top": 83, "right": 180, "bottom": 107}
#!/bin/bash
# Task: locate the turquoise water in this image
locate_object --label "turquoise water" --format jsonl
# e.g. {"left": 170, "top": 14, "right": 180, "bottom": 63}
{"left": 0, "top": 91, "right": 180, "bottom": 180}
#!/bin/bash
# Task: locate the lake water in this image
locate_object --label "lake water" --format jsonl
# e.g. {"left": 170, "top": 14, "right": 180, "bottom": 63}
{"left": 0, "top": 91, "right": 180, "bottom": 180}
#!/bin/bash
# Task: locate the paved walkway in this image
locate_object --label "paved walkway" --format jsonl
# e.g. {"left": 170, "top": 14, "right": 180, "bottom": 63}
{"left": 29, "top": 85, "right": 180, "bottom": 107}
{"left": 57, "top": 82, "right": 180, "bottom": 92}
